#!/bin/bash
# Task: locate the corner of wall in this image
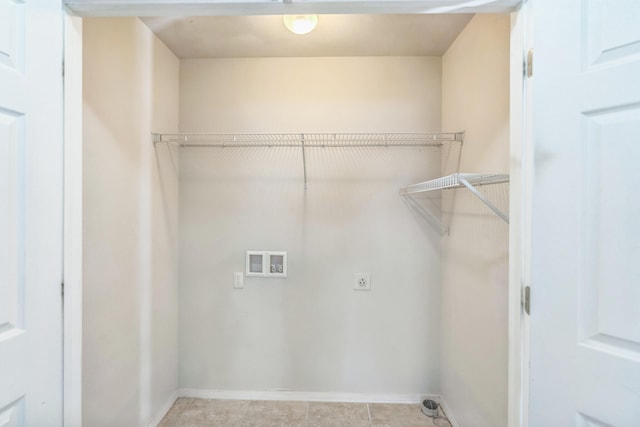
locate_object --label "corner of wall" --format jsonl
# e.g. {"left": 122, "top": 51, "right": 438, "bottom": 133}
{"left": 82, "top": 17, "right": 180, "bottom": 427}
{"left": 439, "top": 13, "right": 511, "bottom": 427}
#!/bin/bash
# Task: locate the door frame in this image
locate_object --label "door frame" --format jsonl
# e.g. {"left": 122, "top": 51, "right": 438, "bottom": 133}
{"left": 62, "top": 2, "right": 528, "bottom": 426}
{"left": 64, "top": 0, "right": 521, "bottom": 16}
{"left": 507, "top": 2, "right": 531, "bottom": 427}
{"left": 63, "top": 12, "right": 83, "bottom": 427}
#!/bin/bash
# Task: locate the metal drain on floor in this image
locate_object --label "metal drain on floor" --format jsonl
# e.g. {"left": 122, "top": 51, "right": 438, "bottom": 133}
{"left": 421, "top": 399, "right": 439, "bottom": 418}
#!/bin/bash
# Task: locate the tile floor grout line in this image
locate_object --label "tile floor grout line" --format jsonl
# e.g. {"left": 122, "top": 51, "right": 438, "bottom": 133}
{"left": 240, "top": 399, "right": 250, "bottom": 423}
{"left": 366, "top": 402, "right": 372, "bottom": 424}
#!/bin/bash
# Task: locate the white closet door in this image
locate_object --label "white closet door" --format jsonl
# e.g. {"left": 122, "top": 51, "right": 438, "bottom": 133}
{"left": 529, "top": 0, "right": 640, "bottom": 425}
{"left": 0, "top": 0, "right": 63, "bottom": 425}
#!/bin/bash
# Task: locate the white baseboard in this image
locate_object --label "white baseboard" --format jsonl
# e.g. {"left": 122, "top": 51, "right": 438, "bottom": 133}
{"left": 437, "top": 395, "right": 461, "bottom": 427}
{"left": 148, "top": 389, "right": 179, "bottom": 427}
{"left": 178, "top": 388, "right": 438, "bottom": 405}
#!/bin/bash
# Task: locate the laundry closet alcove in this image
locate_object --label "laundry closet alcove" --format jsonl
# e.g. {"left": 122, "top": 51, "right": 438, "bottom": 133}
{"left": 80, "top": 13, "right": 510, "bottom": 427}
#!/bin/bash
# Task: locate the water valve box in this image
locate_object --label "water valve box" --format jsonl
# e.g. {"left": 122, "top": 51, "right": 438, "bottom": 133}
{"left": 245, "top": 251, "right": 287, "bottom": 277}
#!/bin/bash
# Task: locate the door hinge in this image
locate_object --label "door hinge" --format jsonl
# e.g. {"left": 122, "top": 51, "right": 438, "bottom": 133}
{"left": 523, "top": 285, "right": 531, "bottom": 315}
{"left": 525, "top": 48, "right": 533, "bottom": 78}
{"left": 61, "top": 281, "right": 64, "bottom": 297}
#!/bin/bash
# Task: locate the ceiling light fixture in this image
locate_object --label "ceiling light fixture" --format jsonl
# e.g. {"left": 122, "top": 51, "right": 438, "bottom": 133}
{"left": 283, "top": 15, "right": 318, "bottom": 35}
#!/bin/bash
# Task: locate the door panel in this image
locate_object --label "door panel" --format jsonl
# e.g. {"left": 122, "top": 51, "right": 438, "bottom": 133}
{"left": 0, "top": 397, "right": 24, "bottom": 427}
{"left": 0, "top": 110, "right": 24, "bottom": 340}
{"left": 580, "top": 106, "right": 640, "bottom": 350}
{"left": 583, "top": 0, "right": 640, "bottom": 70}
{"left": 0, "top": 0, "right": 24, "bottom": 72}
{"left": 530, "top": 0, "right": 640, "bottom": 426}
{"left": 0, "top": 0, "right": 63, "bottom": 425}
{"left": 0, "top": 0, "right": 28, "bottom": 416}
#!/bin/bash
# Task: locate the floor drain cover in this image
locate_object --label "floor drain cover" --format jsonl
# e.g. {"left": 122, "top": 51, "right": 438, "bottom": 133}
{"left": 421, "top": 399, "right": 439, "bottom": 417}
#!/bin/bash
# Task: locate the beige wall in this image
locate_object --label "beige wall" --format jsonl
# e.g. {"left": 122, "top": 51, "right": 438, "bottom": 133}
{"left": 179, "top": 57, "right": 442, "bottom": 133}
{"left": 441, "top": 14, "right": 510, "bottom": 427}
{"left": 83, "top": 17, "right": 180, "bottom": 426}
{"left": 178, "top": 57, "right": 445, "bottom": 395}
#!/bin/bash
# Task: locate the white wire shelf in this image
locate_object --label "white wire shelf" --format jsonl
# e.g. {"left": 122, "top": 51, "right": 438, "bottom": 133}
{"left": 399, "top": 173, "right": 509, "bottom": 195}
{"left": 400, "top": 173, "right": 510, "bottom": 228}
{"left": 153, "top": 132, "right": 464, "bottom": 148}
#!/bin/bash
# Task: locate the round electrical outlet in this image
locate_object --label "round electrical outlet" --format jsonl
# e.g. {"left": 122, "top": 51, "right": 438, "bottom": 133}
{"left": 354, "top": 273, "right": 371, "bottom": 291}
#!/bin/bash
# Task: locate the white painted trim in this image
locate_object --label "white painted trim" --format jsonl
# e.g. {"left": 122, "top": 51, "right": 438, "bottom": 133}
{"left": 521, "top": 1, "right": 534, "bottom": 425}
{"left": 63, "top": 13, "right": 83, "bottom": 427}
{"left": 148, "top": 389, "right": 179, "bottom": 427}
{"left": 179, "top": 389, "right": 435, "bottom": 404}
{"left": 507, "top": 3, "right": 528, "bottom": 427}
{"left": 437, "top": 395, "right": 461, "bottom": 427}
{"left": 64, "top": 0, "right": 521, "bottom": 17}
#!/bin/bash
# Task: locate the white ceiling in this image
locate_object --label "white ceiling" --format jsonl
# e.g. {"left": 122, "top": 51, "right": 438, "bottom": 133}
{"left": 141, "top": 14, "right": 474, "bottom": 58}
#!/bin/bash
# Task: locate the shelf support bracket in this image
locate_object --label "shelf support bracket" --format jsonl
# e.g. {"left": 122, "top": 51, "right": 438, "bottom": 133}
{"left": 301, "top": 133, "right": 308, "bottom": 190}
{"left": 457, "top": 176, "right": 509, "bottom": 223}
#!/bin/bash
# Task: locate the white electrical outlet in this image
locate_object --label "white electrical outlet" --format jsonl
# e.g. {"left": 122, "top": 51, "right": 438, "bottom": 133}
{"left": 233, "top": 272, "right": 244, "bottom": 289}
{"left": 354, "top": 273, "right": 371, "bottom": 291}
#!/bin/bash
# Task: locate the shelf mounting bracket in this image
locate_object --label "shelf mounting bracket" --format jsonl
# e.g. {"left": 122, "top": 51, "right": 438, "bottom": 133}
{"left": 457, "top": 175, "right": 509, "bottom": 223}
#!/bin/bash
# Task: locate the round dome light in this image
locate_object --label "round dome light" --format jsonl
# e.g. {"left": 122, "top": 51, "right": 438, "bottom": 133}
{"left": 283, "top": 15, "right": 318, "bottom": 35}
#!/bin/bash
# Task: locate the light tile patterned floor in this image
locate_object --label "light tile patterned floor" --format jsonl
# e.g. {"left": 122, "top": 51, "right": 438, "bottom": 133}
{"left": 158, "top": 398, "right": 453, "bottom": 427}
